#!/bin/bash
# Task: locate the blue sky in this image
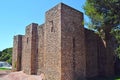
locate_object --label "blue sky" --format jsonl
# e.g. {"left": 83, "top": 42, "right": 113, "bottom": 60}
{"left": 0, "top": 0, "right": 88, "bottom": 51}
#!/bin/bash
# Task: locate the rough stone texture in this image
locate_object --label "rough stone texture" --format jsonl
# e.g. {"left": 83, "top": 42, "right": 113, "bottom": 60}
{"left": 85, "top": 29, "right": 114, "bottom": 77}
{"left": 12, "top": 35, "right": 23, "bottom": 71}
{"left": 105, "top": 40, "right": 114, "bottom": 76}
{"left": 44, "top": 4, "right": 61, "bottom": 80}
{"left": 97, "top": 35, "right": 106, "bottom": 76}
{"left": 61, "top": 4, "right": 86, "bottom": 80}
{"left": 21, "top": 23, "right": 38, "bottom": 75}
{"left": 85, "top": 29, "right": 98, "bottom": 77}
{"left": 37, "top": 24, "right": 44, "bottom": 75}
{"left": 12, "top": 3, "right": 114, "bottom": 80}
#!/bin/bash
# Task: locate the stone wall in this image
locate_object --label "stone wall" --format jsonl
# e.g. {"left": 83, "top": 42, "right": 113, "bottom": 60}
{"left": 12, "top": 35, "right": 23, "bottom": 71}
{"left": 37, "top": 24, "right": 44, "bottom": 75}
{"left": 105, "top": 40, "right": 114, "bottom": 76}
{"left": 44, "top": 4, "right": 61, "bottom": 80}
{"left": 97, "top": 35, "right": 106, "bottom": 76}
{"left": 85, "top": 29, "right": 98, "bottom": 77}
{"left": 85, "top": 29, "right": 114, "bottom": 77}
{"left": 12, "top": 2, "right": 114, "bottom": 80}
{"left": 61, "top": 3, "right": 86, "bottom": 80}
{"left": 21, "top": 23, "right": 38, "bottom": 74}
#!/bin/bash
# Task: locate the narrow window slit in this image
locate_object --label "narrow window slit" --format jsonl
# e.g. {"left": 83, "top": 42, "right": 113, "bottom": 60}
{"left": 73, "top": 37, "right": 76, "bottom": 71}
{"left": 49, "top": 20, "right": 55, "bottom": 32}
{"left": 27, "top": 37, "right": 29, "bottom": 44}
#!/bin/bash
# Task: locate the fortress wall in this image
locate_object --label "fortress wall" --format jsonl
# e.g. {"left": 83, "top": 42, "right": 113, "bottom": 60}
{"left": 21, "top": 23, "right": 38, "bottom": 74}
{"left": 12, "top": 35, "right": 23, "bottom": 71}
{"left": 85, "top": 29, "right": 114, "bottom": 77}
{"left": 97, "top": 36, "right": 106, "bottom": 76}
{"left": 84, "top": 29, "right": 98, "bottom": 77}
{"left": 105, "top": 41, "right": 115, "bottom": 76}
{"left": 97, "top": 35, "right": 114, "bottom": 76}
{"left": 12, "top": 3, "right": 114, "bottom": 80}
{"left": 21, "top": 35, "right": 25, "bottom": 71}
{"left": 61, "top": 3, "right": 86, "bottom": 80}
{"left": 21, "top": 24, "right": 32, "bottom": 74}
{"left": 44, "top": 4, "right": 62, "bottom": 80}
{"left": 31, "top": 23, "right": 38, "bottom": 74}
{"left": 37, "top": 24, "right": 45, "bottom": 75}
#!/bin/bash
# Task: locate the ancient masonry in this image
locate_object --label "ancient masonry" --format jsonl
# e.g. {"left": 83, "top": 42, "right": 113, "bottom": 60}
{"left": 12, "top": 3, "right": 114, "bottom": 80}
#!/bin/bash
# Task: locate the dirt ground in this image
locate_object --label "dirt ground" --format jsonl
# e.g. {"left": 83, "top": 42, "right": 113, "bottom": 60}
{"left": 0, "top": 71, "right": 43, "bottom": 80}
{"left": 0, "top": 70, "right": 11, "bottom": 77}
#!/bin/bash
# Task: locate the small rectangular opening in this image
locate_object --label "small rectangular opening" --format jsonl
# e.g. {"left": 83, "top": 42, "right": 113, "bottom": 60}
{"left": 27, "top": 37, "right": 29, "bottom": 44}
{"left": 73, "top": 37, "right": 75, "bottom": 71}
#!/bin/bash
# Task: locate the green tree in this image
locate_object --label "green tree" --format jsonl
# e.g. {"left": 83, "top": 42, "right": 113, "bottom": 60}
{"left": 84, "top": 0, "right": 120, "bottom": 50}
{"left": 0, "top": 48, "right": 12, "bottom": 64}
{"left": 84, "top": 0, "right": 120, "bottom": 39}
{"left": 0, "top": 51, "right": 2, "bottom": 57}
{"left": 111, "top": 29, "right": 120, "bottom": 58}
{"left": 83, "top": 0, "right": 120, "bottom": 71}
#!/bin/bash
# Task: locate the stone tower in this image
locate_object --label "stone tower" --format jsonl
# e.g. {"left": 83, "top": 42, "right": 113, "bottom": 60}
{"left": 12, "top": 35, "right": 23, "bottom": 71}
{"left": 21, "top": 23, "right": 38, "bottom": 74}
{"left": 12, "top": 3, "right": 114, "bottom": 80}
{"left": 44, "top": 3, "right": 86, "bottom": 80}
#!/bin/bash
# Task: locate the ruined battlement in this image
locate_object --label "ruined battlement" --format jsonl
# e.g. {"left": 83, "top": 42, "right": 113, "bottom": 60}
{"left": 12, "top": 3, "right": 114, "bottom": 80}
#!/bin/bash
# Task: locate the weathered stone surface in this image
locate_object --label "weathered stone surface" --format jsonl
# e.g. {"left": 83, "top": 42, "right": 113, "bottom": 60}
{"left": 37, "top": 24, "right": 44, "bottom": 75}
{"left": 12, "top": 35, "right": 23, "bottom": 71}
{"left": 61, "top": 4, "right": 86, "bottom": 80}
{"left": 12, "top": 2, "right": 114, "bottom": 80}
{"left": 44, "top": 4, "right": 61, "bottom": 80}
{"left": 21, "top": 23, "right": 38, "bottom": 75}
{"left": 85, "top": 29, "right": 98, "bottom": 77}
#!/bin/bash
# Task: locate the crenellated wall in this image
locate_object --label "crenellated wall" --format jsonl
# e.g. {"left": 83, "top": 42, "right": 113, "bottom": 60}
{"left": 12, "top": 3, "right": 114, "bottom": 80}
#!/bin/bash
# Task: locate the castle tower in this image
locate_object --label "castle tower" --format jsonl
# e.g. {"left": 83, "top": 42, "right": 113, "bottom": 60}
{"left": 21, "top": 23, "right": 38, "bottom": 74}
{"left": 37, "top": 24, "right": 45, "bottom": 75}
{"left": 44, "top": 4, "right": 62, "bottom": 80}
{"left": 61, "top": 4, "right": 86, "bottom": 80}
{"left": 12, "top": 3, "right": 114, "bottom": 80}
{"left": 44, "top": 3, "right": 86, "bottom": 80}
{"left": 12, "top": 35, "right": 23, "bottom": 71}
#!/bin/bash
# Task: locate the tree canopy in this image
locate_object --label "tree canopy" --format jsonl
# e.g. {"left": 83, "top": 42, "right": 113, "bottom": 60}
{"left": 84, "top": 0, "right": 120, "bottom": 59}
{"left": 0, "top": 48, "right": 12, "bottom": 64}
{"left": 111, "top": 29, "right": 120, "bottom": 58}
{"left": 84, "top": 0, "right": 120, "bottom": 39}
